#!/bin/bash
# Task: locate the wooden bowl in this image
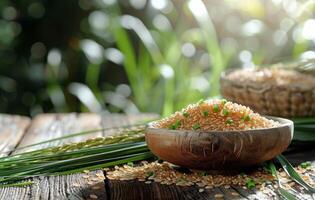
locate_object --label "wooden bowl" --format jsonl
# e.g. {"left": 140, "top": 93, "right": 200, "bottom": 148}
{"left": 145, "top": 116, "right": 293, "bottom": 170}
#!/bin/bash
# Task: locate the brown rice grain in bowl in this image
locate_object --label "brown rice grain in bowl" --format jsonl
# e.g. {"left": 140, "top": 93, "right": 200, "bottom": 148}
{"left": 153, "top": 99, "right": 280, "bottom": 131}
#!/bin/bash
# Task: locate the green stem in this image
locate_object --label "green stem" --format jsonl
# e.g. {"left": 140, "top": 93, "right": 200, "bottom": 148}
{"left": 0, "top": 143, "right": 148, "bottom": 177}
{"left": 0, "top": 181, "right": 33, "bottom": 188}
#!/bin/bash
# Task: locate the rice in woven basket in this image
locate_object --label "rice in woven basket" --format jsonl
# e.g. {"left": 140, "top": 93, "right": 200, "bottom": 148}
{"left": 220, "top": 68, "right": 315, "bottom": 117}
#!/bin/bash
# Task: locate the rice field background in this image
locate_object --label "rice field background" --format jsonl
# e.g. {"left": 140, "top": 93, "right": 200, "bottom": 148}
{"left": 0, "top": 0, "right": 314, "bottom": 116}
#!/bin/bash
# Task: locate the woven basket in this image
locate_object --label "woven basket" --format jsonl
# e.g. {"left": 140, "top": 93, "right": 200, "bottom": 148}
{"left": 220, "top": 69, "right": 315, "bottom": 118}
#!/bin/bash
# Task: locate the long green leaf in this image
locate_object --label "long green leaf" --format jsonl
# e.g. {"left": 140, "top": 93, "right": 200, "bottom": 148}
{"left": 53, "top": 151, "right": 152, "bottom": 172}
{"left": 276, "top": 155, "right": 315, "bottom": 193}
{"left": 267, "top": 162, "right": 298, "bottom": 200}
{"left": 293, "top": 131, "right": 315, "bottom": 142}
{"left": 279, "top": 188, "right": 299, "bottom": 200}
{"left": 51, "top": 151, "right": 153, "bottom": 176}
{"left": 295, "top": 124, "right": 315, "bottom": 130}
{"left": 0, "top": 143, "right": 148, "bottom": 176}
{"left": 0, "top": 181, "right": 33, "bottom": 188}
{"left": 292, "top": 118, "right": 315, "bottom": 124}
{"left": 0, "top": 142, "right": 141, "bottom": 164}
{"left": 0, "top": 152, "right": 154, "bottom": 186}
{"left": 188, "top": 0, "right": 225, "bottom": 96}
{"left": 17, "top": 124, "right": 147, "bottom": 150}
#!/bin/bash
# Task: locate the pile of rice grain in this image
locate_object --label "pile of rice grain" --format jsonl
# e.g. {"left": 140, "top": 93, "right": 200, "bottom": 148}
{"left": 107, "top": 161, "right": 275, "bottom": 190}
{"left": 225, "top": 68, "right": 315, "bottom": 89}
{"left": 154, "top": 99, "right": 279, "bottom": 131}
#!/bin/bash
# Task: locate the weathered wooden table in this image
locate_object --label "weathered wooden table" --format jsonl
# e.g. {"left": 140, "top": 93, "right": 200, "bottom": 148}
{"left": 0, "top": 113, "right": 314, "bottom": 200}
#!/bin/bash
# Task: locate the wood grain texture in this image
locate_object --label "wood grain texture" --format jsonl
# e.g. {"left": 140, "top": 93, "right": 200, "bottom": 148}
{"left": 0, "top": 113, "right": 106, "bottom": 200}
{"left": 106, "top": 169, "right": 314, "bottom": 200}
{"left": 0, "top": 114, "right": 30, "bottom": 157}
{"left": 15, "top": 113, "right": 103, "bottom": 152}
{"left": 106, "top": 180, "right": 283, "bottom": 200}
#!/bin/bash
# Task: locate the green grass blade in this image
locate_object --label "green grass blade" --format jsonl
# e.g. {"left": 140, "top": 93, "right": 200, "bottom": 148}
{"left": 292, "top": 118, "right": 315, "bottom": 124}
{"left": 295, "top": 124, "right": 315, "bottom": 130}
{"left": 0, "top": 143, "right": 148, "bottom": 176}
{"left": 9, "top": 128, "right": 105, "bottom": 151}
{"left": 119, "top": 15, "right": 175, "bottom": 116}
{"left": 188, "top": 0, "right": 225, "bottom": 96}
{"left": 53, "top": 151, "right": 154, "bottom": 175}
{"left": 14, "top": 121, "right": 152, "bottom": 151}
{"left": 113, "top": 16, "right": 144, "bottom": 109}
{"left": 0, "top": 181, "right": 33, "bottom": 188}
{"left": 0, "top": 142, "right": 141, "bottom": 165}
{"left": 53, "top": 151, "right": 152, "bottom": 172}
{"left": 293, "top": 131, "right": 315, "bottom": 142}
{"left": 120, "top": 15, "right": 163, "bottom": 64}
{"left": 267, "top": 162, "right": 298, "bottom": 200}
{"left": 279, "top": 188, "right": 299, "bottom": 200}
{"left": 276, "top": 155, "right": 315, "bottom": 193}
{"left": 85, "top": 63, "right": 102, "bottom": 96}
{"left": 0, "top": 152, "right": 154, "bottom": 185}
{"left": 0, "top": 129, "right": 146, "bottom": 160}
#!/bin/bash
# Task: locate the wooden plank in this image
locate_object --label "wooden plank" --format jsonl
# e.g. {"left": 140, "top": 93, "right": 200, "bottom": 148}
{"left": 107, "top": 179, "right": 284, "bottom": 200}
{"left": 0, "top": 114, "right": 30, "bottom": 157}
{"left": 14, "top": 113, "right": 103, "bottom": 152}
{"left": 0, "top": 113, "right": 158, "bottom": 200}
{"left": 0, "top": 114, "right": 30, "bottom": 200}
{"left": 106, "top": 180, "right": 283, "bottom": 200}
{"left": 0, "top": 113, "right": 106, "bottom": 200}
{"left": 100, "top": 113, "right": 159, "bottom": 134}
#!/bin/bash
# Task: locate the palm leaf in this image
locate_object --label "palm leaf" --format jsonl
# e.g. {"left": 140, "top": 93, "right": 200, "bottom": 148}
{"left": 291, "top": 117, "right": 315, "bottom": 144}
{"left": 276, "top": 155, "right": 315, "bottom": 193}
{"left": 267, "top": 162, "right": 298, "bottom": 200}
{"left": 292, "top": 118, "right": 315, "bottom": 125}
{"left": 293, "top": 131, "right": 315, "bottom": 142}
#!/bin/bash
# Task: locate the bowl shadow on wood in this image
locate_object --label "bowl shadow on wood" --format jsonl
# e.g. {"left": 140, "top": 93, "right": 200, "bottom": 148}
{"left": 145, "top": 116, "right": 293, "bottom": 171}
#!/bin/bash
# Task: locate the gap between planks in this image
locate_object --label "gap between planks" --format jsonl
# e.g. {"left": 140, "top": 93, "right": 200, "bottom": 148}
{"left": 0, "top": 114, "right": 30, "bottom": 157}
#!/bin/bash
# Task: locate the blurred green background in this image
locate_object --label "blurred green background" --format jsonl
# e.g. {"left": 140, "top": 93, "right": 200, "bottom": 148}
{"left": 0, "top": 0, "right": 314, "bottom": 117}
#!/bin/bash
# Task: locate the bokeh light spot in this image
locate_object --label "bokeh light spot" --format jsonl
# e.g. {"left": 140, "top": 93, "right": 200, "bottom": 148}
{"left": 152, "top": 14, "right": 171, "bottom": 31}
{"left": 302, "top": 19, "right": 315, "bottom": 40}
{"left": 47, "top": 49, "right": 62, "bottom": 66}
{"left": 88, "top": 11, "right": 109, "bottom": 30}
{"left": 31, "top": 42, "right": 46, "bottom": 59}
{"left": 129, "top": 0, "right": 147, "bottom": 9}
{"left": 2, "top": 7, "right": 17, "bottom": 20}
{"left": 28, "top": 3, "right": 45, "bottom": 18}
{"left": 181, "top": 43, "right": 196, "bottom": 58}
{"left": 159, "top": 64, "right": 174, "bottom": 79}
{"left": 150, "top": 0, "right": 167, "bottom": 10}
